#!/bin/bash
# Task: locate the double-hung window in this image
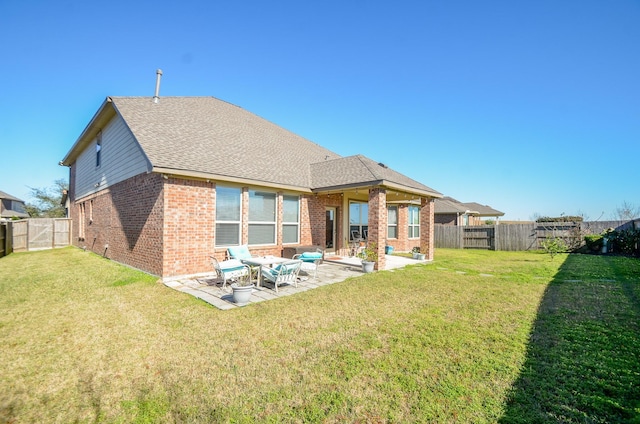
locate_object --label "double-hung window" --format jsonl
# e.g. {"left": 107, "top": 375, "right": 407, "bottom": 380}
{"left": 349, "top": 201, "right": 369, "bottom": 240}
{"left": 282, "top": 195, "right": 300, "bottom": 244}
{"left": 387, "top": 205, "right": 398, "bottom": 238}
{"left": 408, "top": 205, "right": 420, "bottom": 238}
{"left": 248, "top": 190, "right": 276, "bottom": 245}
{"left": 215, "top": 186, "right": 241, "bottom": 246}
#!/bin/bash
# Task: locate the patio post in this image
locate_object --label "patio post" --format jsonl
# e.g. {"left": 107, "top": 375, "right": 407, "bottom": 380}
{"left": 420, "top": 197, "right": 435, "bottom": 261}
{"left": 368, "top": 187, "right": 387, "bottom": 270}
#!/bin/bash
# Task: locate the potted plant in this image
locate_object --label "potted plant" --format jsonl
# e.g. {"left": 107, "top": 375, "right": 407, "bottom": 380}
{"left": 230, "top": 275, "right": 254, "bottom": 306}
{"left": 360, "top": 242, "right": 378, "bottom": 273}
{"left": 412, "top": 246, "right": 425, "bottom": 260}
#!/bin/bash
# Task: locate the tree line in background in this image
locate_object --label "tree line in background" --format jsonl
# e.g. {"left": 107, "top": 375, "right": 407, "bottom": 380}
{"left": 24, "top": 179, "right": 68, "bottom": 218}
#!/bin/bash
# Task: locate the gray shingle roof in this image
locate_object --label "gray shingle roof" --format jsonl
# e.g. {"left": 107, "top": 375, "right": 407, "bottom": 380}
{"left": 64, "top": 96, "right": 441, "bottom": 196}
{"left": 111, "top": 97, "right": 340, "bottom": 190}
{"left": 434, "top": 197, "right": 472, "bottom": 214}
{"left": 460, "top": 201, "right": 504, "bottom": 216}
{"left": 0, "top": 190, "right": 24, "bottom": 202}
{"left": 435, "top": 196, "right": 504, "bottom": 216}
{"left": 311, "top": 155, "right": 441, "bottom": 196}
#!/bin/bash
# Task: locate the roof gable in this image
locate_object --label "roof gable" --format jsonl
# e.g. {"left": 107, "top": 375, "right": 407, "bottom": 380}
{"left": 0, "top": 190, "right": 25, "bottom": 202}
{"left": 110, "top": 97, "right": 340, "bottom": 189}
{"left": 311, "top": 155, "right": 441, "bottom": 197}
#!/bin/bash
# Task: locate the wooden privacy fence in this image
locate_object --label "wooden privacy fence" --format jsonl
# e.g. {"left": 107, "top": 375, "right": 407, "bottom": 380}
{"left": 434, "top": 220, "right": 635, "bottom": 251}
{"left": 8, "top": 218, "right": 71, "bottom": 253}
{"left": 0, "top": 222, "right": 7, "bottom": 258}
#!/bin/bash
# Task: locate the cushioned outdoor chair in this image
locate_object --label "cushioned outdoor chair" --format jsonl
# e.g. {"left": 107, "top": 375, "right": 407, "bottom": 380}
{"left": 227, "top": 244, "right": 253, "bottom": 260}
{"left": 260, "top": 259, "right": 302, "bottom": 293}
{"left": 210, "top": 256, "right": 251, "bottom": 290}
{"left": 226, "top": 244, "right": 259, "bottom": 281}
{"left": 292, "top": 250, "right": 323, "bottom": 279}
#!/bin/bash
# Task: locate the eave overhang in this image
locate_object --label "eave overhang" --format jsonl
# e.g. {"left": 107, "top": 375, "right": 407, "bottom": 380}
{"left": 151, "top": 167, "right": 313, "bottom": 193}
{"left": 60, "top": 97, "right": 116, "bottom": 167}
{"left": 311, "top": 180, "right": 442, "bottom": 199}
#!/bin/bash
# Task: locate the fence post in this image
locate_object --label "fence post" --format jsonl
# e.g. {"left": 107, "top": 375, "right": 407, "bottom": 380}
{"left": 494, "top": 225, "right": 499, "bottom": 251}
{"left": 7, "top": 221, "right": 13, "bottom": 255}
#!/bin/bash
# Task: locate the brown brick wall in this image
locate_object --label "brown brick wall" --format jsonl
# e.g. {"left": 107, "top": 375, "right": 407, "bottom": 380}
{"left": 421, "top": 198, "right": 435, "bottom": 261}
{"left": 69, "top": 170, "right": 437, "bottom": 277}
{"left": 368, "top": 188, "right": 387, "bottom": 270}
{"left": 394, "top": 204, "right": 412, "bottom": 252}
{"left": 163, "top": 177, "right": 215, "bottom": 277}
{"left": 305, "top": 194, "right": 326, "bottom": 247}
{"left": 70, "top": 172, "right": 165, "bottom": 276}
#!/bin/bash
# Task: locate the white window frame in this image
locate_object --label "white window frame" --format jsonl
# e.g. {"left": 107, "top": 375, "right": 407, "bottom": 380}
{"left": 282, "top": 195, "right": 300, "bottom": 245}
{"left": 215, "top": 186, "right": 242, "bottom": 247}
{"left": 408, "top": 205, "right": 420, "bottom": 239}
{"left": 96, "top": 132, "right": 102, "bottom": 168}
{"left": 248, "top": 189, "right": 277, "bottom": 246}
{"left": 349, "top": 201, "right": 369, "bottom": 240}
{"left": 387, "top": 205, "right": 398, "bottom": 239}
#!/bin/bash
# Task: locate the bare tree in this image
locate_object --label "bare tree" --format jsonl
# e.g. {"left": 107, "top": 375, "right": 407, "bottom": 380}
{"left": 613, "top": 201, "right": 640, "bottom": 221}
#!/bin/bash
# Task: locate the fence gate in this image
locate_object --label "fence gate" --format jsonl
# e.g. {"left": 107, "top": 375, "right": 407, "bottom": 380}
{"left": 463, "top": 226, "right": 495, "bottom": 250}
{"left": 9, "top": 218, "right": 71, "bottom": 252}
{"left": 12, "top": 220, "right": 28, "bottom": 252}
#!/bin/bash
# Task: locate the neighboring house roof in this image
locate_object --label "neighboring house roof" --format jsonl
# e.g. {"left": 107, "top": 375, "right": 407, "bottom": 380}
{"left": 0, "top": 190, "right": 29, "bottom": 218}
{"left": 460, "top": 202, "right": 504, "bottom": 217}
{"left": 62, "top": 96, "right": 441, "bottom": 197}
{"left": 434, "top": 197, "right": 475, "bottom": 214}
{"left": 434, "top": 196, "right": 504, "bottom": 216}
{"left": 0, "top": 190, "right": 24, "bottom": 202}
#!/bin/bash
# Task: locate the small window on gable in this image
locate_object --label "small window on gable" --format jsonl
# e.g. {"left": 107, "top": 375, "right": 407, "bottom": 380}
{"left": 96, "top": 131, "right": 102, "bottom": 167}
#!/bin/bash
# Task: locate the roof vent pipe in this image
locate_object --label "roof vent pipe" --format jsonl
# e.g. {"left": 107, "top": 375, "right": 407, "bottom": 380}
{"left": 153, "top": 69, "right": 163, "bottom": 103}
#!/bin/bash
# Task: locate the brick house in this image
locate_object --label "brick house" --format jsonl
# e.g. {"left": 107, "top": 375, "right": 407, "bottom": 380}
{"left": 60, "top": 96, "right": 442, "bottom": 279}
{"left": 435, "top": 196, "right": 504, "bottom": 226}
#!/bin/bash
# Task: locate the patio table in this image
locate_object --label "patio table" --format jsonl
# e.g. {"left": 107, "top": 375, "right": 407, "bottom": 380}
{"left": 240, "top": 256, "right": 289, "bottom": 287}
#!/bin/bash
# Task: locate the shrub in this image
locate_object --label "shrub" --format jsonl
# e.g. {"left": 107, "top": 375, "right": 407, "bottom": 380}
{"left": 584, "top": 234, "right": 604, "bottom": 253}
{"left": 360, "top": 242, "right": 378, "bottom": 262}
{"left": 609, "top": 229, "right": 640, "bottom": 256}
{"left": 540, "top": 236, "right": 567, "bottom": 259}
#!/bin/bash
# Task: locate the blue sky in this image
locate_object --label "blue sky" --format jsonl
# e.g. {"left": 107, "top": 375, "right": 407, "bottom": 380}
{"left": 1, "top": 0, "right": 638, "bottom": 221}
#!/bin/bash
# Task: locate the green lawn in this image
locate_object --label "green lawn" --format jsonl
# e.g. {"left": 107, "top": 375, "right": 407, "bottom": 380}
{"left": 0, "top": 247, "right": 638, "bottom": 423}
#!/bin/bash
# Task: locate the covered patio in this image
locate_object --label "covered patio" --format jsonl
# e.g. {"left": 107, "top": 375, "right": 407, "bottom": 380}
{"left": 163, "top": 254, "right": 427, "bottom": 310}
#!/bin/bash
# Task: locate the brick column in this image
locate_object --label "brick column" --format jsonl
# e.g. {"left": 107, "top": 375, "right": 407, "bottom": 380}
{"left": 420, "top": 197, "right": 435, "bottom": 261}
{"left": 368, "top": 188, "right": 387, "bottom": 270}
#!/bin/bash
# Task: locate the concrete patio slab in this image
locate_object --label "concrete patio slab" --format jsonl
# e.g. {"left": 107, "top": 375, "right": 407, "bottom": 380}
{"left": 163, "top": 254, "right": 428, "bottom": 310}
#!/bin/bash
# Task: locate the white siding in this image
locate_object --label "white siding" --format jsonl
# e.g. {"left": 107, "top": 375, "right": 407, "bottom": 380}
{"left": 75, "top": 115, "right": 150, "bottom": 199}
